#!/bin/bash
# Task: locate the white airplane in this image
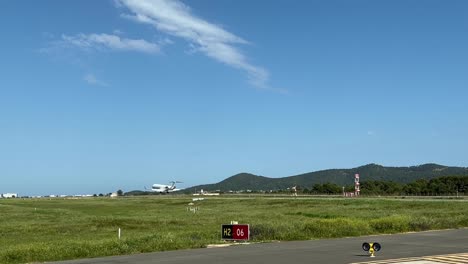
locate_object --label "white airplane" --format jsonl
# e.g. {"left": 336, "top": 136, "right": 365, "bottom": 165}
{"left": 146, "top": 181, "right": 182, "bottom": 194}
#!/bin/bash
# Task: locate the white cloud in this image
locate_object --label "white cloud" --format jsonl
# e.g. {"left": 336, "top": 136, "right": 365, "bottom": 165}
{"left": 116, "top": 0, "right": 274, "bottom": 90}
{"left": 113, "top": 29, "right": 124, "bottom": 35}
{"left": 84, "top": 73, "right": 108, "bottom": 86}
{"left": 62, "top": 33, "right": 161, "bottom": 54}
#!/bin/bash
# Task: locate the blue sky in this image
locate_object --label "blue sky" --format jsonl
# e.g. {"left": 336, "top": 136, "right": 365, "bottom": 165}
{"left": 1, "top": 0, "right": 467, "bottom": 196}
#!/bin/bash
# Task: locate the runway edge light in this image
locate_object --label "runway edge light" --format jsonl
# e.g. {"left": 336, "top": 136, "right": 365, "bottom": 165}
{"left": 362, "top": 242, "right": 381, "bottom": 257}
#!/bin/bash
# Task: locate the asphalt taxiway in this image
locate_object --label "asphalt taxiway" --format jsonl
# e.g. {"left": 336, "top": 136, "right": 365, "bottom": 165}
{"left": 51, "top": 229, "right": 468, "bottom": 264}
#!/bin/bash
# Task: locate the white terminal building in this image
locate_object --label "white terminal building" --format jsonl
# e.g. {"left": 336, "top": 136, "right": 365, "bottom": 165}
{"left": 1, "top": 193, "right": 18, "bottom": 198}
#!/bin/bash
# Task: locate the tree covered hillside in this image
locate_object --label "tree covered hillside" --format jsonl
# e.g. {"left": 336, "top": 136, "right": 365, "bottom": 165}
{"left": 183, "top": 164, "right": 468, "bottom": 193}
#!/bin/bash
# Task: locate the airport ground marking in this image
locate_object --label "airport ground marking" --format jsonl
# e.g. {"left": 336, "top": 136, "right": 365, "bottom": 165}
{"left": 350, "top": 252, "right": 468, "bottom": 264}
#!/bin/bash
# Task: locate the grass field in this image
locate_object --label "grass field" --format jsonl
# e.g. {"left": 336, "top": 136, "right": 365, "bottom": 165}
{"left": 1, "top": 196, "right": 468, "bottom": 263}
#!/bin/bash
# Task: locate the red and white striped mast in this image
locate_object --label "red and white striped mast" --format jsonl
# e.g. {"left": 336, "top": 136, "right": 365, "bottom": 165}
{"left": 354, "top": 174, "right": 360, "bottom": 196}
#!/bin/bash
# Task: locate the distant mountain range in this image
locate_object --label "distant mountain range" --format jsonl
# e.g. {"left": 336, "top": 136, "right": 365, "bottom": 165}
{"left": 183, "top": 164, "right": 468, "bottom": 193}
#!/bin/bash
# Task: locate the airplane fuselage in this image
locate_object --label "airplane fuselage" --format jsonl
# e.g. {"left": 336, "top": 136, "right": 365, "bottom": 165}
{"left": 151, "top": 184, "right": 172, "bottom": 193}
{"left": 146, "top": 181, "right": 182, "bottom": 193}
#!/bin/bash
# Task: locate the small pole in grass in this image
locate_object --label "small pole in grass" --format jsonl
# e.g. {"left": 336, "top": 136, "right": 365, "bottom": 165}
{"left": 118, "top": 228, "right": 121, "bottom": 240}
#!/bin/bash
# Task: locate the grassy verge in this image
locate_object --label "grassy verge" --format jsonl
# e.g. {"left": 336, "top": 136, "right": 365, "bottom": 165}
{"left": 1, "top": 196, "right": 468, "bottom": 263}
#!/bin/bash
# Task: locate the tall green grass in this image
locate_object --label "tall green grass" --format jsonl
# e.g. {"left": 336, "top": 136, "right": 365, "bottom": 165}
{"left": 1, "top": 196, "right": 468, "bottom": 263}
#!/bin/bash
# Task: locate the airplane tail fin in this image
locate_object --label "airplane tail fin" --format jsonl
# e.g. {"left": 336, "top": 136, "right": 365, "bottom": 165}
{"left": 169, "top": 181, "right": 183, "bottom": 189}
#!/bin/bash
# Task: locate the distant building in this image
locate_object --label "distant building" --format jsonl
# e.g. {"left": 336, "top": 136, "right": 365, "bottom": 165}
{"left": 193, "top": 189, "right": 220, "bottom": 196}
{"left": 1, "top": 193, "right": 18, "bottom": 198}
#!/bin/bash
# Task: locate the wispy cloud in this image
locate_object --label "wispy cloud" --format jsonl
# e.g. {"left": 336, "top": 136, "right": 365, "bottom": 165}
{"left": 113, "top": 29, "right": 124, "bottom": 35}
{"left": 116, "top": 0, "right": 276, "bottom": 90}
{"left": 62, "top": 33, "right": 161, "bottom": 54}
{"left": 83, "top": 73, "right": 108, "bottom": 86}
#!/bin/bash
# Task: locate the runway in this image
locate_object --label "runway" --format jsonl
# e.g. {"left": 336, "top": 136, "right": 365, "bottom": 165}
{"left": 51, "top": 229, "right": 468, "bottom": 264}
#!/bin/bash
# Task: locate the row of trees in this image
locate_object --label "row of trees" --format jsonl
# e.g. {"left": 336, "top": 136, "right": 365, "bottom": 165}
{"left": 92, "top": 190, "right": 124, "bottom": 197}
{"left": 297, "top": 176, "right": 468, "bottom": 196}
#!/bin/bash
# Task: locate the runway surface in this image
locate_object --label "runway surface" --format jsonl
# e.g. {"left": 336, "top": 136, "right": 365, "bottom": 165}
{"left": 51, "top": 229, "right": 468, "bottom": 264}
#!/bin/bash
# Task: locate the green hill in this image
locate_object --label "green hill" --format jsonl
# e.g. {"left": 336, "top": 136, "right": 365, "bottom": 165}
{"left": 183, "top": 163, "right": 468, "bottom": 193}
